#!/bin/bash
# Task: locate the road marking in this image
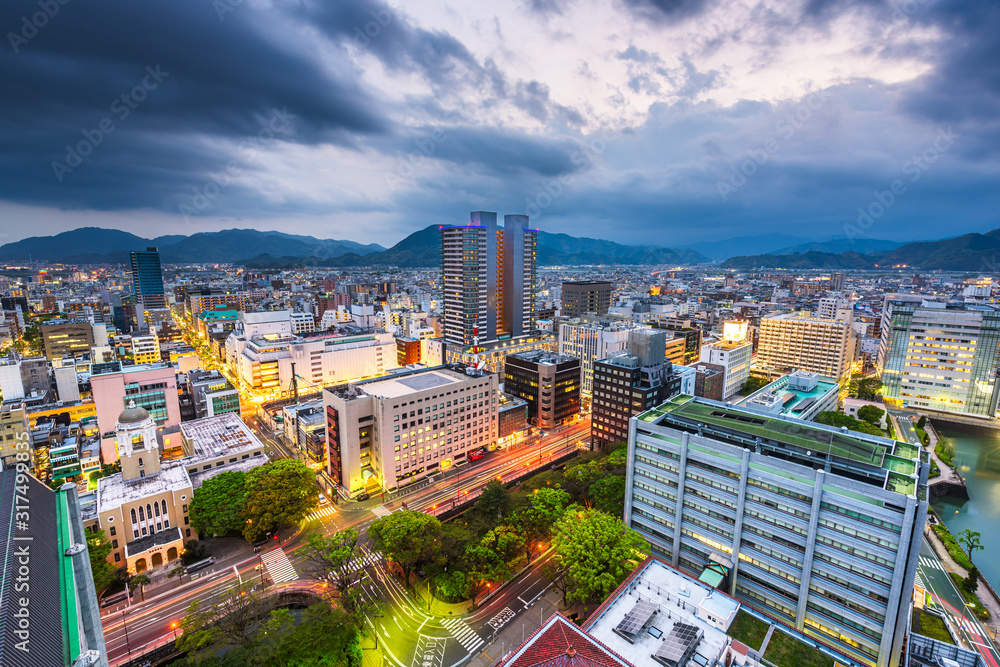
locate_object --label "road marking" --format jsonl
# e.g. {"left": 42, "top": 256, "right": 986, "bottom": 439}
{"left": 920, "top": 555, "right": 944, "bottom": 571}
{"left": 486, "top": 607, "right": 516, "bottom": 631}
{"left": 441, "top": 617, "right": 485, "bottom": 653}
{"left": 259, "top": 548, "right": 298, "bottom": 583}
{"left": 305, "top": 506, "right": 338, "bottom": 521}
{"left": 412, "top": 636, "right": 447, "bottom": 667}
{"left": 372, "top": 504, "right": 394, "bottom": 518}
{"left": 418, "top": 618, "right": 428, "bottom": 633}
{"left": 517, "top": 596, "right": 528, "bottom": 605}
{"left": 394, "top": 616, "right": 403, "bottom": 630}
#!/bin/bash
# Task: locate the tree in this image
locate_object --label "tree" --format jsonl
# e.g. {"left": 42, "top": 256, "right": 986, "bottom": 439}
{"left": 515, "top": 487, "right": 570, "bottom": 562}
{"left": 549, "top": 509, "right": 649, "bottom": 605}
{"left": 129, "top": 574, "right": 151, "bottom": 602}
{"left": 178, "top": 580, "right": 268, "bottom": 661}
{"left": 467, "top": 525, "right": 525, "bottom": 586}
{"left": 959, "top": 528, "right": 983, "bottom": 557}
{"left": 743, "top": 376, "right": 770, "bottom": 394}
{"left": 189, "top": 470, "right": 247, "bottom": 538}
{"left": 302, "top": 529, "right": 371, "bottom": 621}
{"left": 242, "top": 460, "right": 319, "bottom": 542}
{"left": 182, "top": 540, "right": 208, "bottom": 565}
{"left": 590, "top": 476, "right": 626, "bottom": 517}
{"left": 367, "top": 510, "right": 442, "bottom": 588}
{"left": 857, "top": 405, "right": 885, "bottom": 426}
{"left": 815, "top": 411, "right": 882, "bottom": 437}
{"left": 87, "top": 528, "right": 118, "bottom": 594}
{"left": 474, "top": 479, "right": 512, "bottom": 527}
{"left": 916, "top": 415, "right": 928, "bottom": 430}
{"left": 563, "top": 462, "right": 602, "bottom": 501}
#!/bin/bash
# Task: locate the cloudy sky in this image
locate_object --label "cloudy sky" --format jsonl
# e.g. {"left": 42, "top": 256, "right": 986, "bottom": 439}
{"left": 0, "top": 0, "right": 997, "bottom": 247}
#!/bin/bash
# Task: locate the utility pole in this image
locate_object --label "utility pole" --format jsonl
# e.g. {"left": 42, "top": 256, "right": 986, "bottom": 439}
{"left": 122, "top": 609, "right": 132, "bottom": 657}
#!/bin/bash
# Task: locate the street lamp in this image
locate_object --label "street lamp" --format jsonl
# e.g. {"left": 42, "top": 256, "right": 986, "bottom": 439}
{"left": 170, "top": 621, "right": 179, "bottom": 641}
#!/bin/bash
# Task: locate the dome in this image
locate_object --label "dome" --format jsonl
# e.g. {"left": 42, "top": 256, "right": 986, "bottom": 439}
{"left": 118, "top": 400, "right": 151, "bottom": 425}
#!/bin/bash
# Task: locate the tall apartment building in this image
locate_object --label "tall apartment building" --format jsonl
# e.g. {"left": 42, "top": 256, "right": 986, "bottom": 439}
{"left": 558, "top": 319, "right": 634, "bottom": 396}
{"left": 757, "top": 311, "right": 853, "bottom": 380}
{"left": 879, "top": 298, "right": 1000, "bottom": 417}
{"left": 504, "top": 351, "right": 580, "bottom": 430}
{"left": 40, "top": 319, "right": 95, "bottom": 360}
{"left": 323, "top": 365, "right": 498, "bottom": 496}
{"left": 591, "top": 329, "right": 681, "bottom": 450}
{"left": 624, "top": 395, "right": 926, "bottom": 667}
{"left": 131, "top": 334, "right": 161, "bottom": 365}
{"left": 441, "top": 211, "right": 537, "bottom": 347}
{"left": 130, "top": 248, "right": 166, "bottom": 330}
{"left": 561, "top": 281, "right": 612, "bottom": 318}
{"left": 0, "top": 401, "right": 29, "bottom": 470}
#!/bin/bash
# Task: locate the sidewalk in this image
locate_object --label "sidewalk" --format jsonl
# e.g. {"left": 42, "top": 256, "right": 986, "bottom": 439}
{"left": 468, "top": 589, "right": 562, "bottom": 667}
{"left": 925, "top": 526, "right": 1000, "bottom": 638}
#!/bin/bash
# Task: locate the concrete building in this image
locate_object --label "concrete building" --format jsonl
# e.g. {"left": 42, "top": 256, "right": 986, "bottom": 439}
{"left": 625, "top": 394, "right": 927, "bottom": 667}
{"left": 504, "top": 351, "right": 581, "bottom": 430}
{"left": 879, "top": 298, "right": 1000, "bottom": 417}
{"left": 445, "top": 332, "right": 554, "bottom": 378}
{"left": 186, "top": 369, "right": 240, "bottom": 419}
{"left": 757, "top": 312, "right": 853, "bottom": 380}
{"left": 0, "top": 401, "right": 29, "bottom": 470}
{"left": 441, "top": 212, "right": 538, "bottom": 347}
{"left": 0, "top": 470, "right": 109, "bottom": 667}
{"left": 0, "top": 356, "right": 24, "bottom": 399}
{"left": 41, "top": 319, "right": 95, "bottom": 360}
{"left": 130, "top": 334, "right": 161, "bottom": 365}
{"left": 290, "top": 311, "right": 316, "bottom": 335}
{"left": 738, "top": 370, "right": 839, "bottom": 421}
{"left": 690, "top": 362, "right": 725, "bottom": 401}
{"left": 53, "top": 359, "right": 81, "bottom": 402}
{"left": 323, "top": 365, "right": 498, "bottom": 496}
{"left": 699, "top": 339, "right": 752, "bottom": 401}
{"left": 90, "top": 362, "right": 181, "bottom": 462}
{"left": 561, "top": 280, "right": 612, "bottom": 318}
{"left": 558, "top": 319, "right": 635, "bottom": 396}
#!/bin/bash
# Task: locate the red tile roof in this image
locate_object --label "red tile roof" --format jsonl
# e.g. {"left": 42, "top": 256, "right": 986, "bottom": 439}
{"left": 499, "top": 615, "right": 634, "bottom": 667}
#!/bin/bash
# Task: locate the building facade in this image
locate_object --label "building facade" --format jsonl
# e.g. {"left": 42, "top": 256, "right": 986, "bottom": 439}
{"left": 558, "top": 320, "right": 634, "bottom": 396}
{"left": 757, "top": 312, "right": 853, "bottom": 380}
{"left": 879, "top": 298, "right": 1000, "bottom": 417}
{"left": 624, "top": 395, "right": 926, "bottom": 667}
{"left": 698, "top": 340, "right": 752, "bottom": 400}
{"left": 41, "top": 319, "right": 95, "bottom": 360}
{"left": 561, "top": 280, "right": 612, "bottom": 318}
{"left": 323, "top": 365, "right": 498, "bottom": 496}
{"left": 130, "top": 248, "right": 166, "bottom": 318}
{"left": 504, "top": 351, "right": 581, "bottom": 430}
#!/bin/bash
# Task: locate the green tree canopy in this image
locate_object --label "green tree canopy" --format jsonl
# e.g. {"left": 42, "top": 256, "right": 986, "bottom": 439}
{"left": 474, "top": 479, "right": 512, "bottom": 527}
{"left": 549, "top": 508, "right": 649, "bottom": 605}
{"left": 301, "top": 529, "right": 377, "bottom": 625}
{"left": 467, "top": 525, "right": 525, "bottom": 586}
{"left": 857, "top": 405, "right": 885, "bottom": 425}
{"left": 515, "top": 487, "right": 570, "bottom": 561}
{"left": 87, "top": 528, "right": 117, "bottom": 594}
{"left": 563, "top": 462, "right": 602, "bottom": 501}
{"left": 189, "top": 470, "right": 248, "bottom": 538}
{"left": 242, "top": 460, "right": 319, "bottom": 542}
{"left": 815, "top": 411, "right": 882, "bottom": 437}
{"left": 589, "top": 476, "right": 626, "bottom": 517}
{"left": 367, "top": 510, "right": 442, "bottom": 588}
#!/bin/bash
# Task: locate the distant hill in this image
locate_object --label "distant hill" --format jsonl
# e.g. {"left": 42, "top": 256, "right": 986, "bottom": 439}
{"left": 683, "top": 233, "right": 812, "bottom": 261}
{"left": 0, "top": 228, "right": 384, "bottom": 264}
{"left": 240, "top": 225, "right": 710, "bottom": 268}
{"left": 773, "top": 237, "right": 904, "bottom": 255}
{"left": 725, "top": 228, "right": 1000, "bottom": 270}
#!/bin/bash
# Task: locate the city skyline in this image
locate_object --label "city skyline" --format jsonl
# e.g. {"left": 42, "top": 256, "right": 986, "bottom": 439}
{"left": 0, "top": 1, "right": 997, "bottom": 246}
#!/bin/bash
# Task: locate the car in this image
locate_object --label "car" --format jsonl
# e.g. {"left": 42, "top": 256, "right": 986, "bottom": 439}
{"left": 357, "top": 491, "right": 370, "bottom": 501}
{"left": 467, "top": 448, "right": 486, "bottom": 462}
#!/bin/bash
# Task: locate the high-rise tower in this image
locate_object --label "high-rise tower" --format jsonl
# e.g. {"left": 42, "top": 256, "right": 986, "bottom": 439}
{"left": 130, "top": 247, "right": 166, "bottom": 331}
{"left": 441, "top": 212, "right": 537, "bottom": 347}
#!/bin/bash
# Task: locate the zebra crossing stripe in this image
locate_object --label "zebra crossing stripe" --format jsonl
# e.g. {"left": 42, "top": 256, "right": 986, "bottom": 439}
{"left": 919, "top": 556, "right": 943, "bottom": 571}
{"left": 305, "top": 506, "right": 337, "bottom": 521}
{"left": 371, "top": 505, "right": 393, "bottom": 518}
{"left": 441, "top": 618, "right": 484, "bottom": 652}
{"left": 260, "top": 549, "right": 298, "bottom": 583}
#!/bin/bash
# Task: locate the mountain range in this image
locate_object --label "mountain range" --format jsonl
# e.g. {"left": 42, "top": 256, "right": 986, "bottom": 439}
{"left": 241, "top": 225, "right": 709, "bottom": 268}
{"left": 726, "top": 228, "right": 1000, "bottom": 271}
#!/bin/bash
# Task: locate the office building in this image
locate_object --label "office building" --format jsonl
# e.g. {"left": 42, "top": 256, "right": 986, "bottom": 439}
{"left": 90, "top": 362, "right": 181, "bottom": 462}
{"left": 879, "top": 298, "right": 1000, "bottom": 417}
{"left": 558, "top": 319, "right": 635, "bottom": 396}
{"left": 19, "top": 357, "right": 49, "bottom": 395}
{"left": 53, "top": 360, "right": 80, "bottom": 402}
{"left": 504, "top": 351, "right": 580, "bottom": 430}
{"left": 180, "top": 286, "right": 249, "bottom": 318}
{"left": 757, "top": 312, "right": 853, "bottom": 380}
{"left": 561, "top": 280, "right": 612, "bottom": 318}
{"left": 40, "top": 318, "right": 95, "bottom": 360}
{"left": 186, "top": 369, "right": 240, "bottom": 419}
{"left": 624, "top": 394, "right": 926, "bottom": 667}
{"left": 441, "top": 211, "right": 538, "bottom": 347}
{"left": 131, "top": 334, "right": 161, "bottom": 365}
{"left": 698, "top": 328, "right": 752, "bottom": 400}
{"left": 94, "top": 408, "right": 267, "bottom": 573}
{"left": 130, "top": 248, "right": 166, "bottom": 329}
{"left": 660, "top": 321, "right": 703, "bottom": 364}
{"left": 323, "top": 365, "right": 498, "bottom": 496}
{"left": 0, "top": 470, "right": 109, "bottom": 667}
{"left": 282, "top": 401, "right": 326, "bottom": 464}
{"left": 738, "top": 370, "right": 839, "bottom": 421}
{"left": 591, "top": 330, "right": 681, "bottom": 450}
{"left": 290, "top": 311, "right": 316, "bottom": 335}
{"left": 0, "top": 401, "right": 29, "bottom": 470}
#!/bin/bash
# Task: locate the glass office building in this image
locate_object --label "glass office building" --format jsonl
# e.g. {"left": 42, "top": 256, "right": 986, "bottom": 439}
{"left": 130, "top": 247, "right": 166, "bottom": 310}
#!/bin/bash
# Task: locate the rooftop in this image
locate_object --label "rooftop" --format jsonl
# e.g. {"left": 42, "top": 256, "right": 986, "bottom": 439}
{"left": 500, "top": 615, "right": 633, "bottom": 667}
{"left": 583, "top": 557, "right": 736, "bottom": 667}
{"left": 179, "top": 412, "right": 264, "bottom": 460}
{"left": 96, "top": 465, "right": 191, "bottom": 514}
{"left": 738, "top": 372, "right": 839, "bottom": 418}
{"left": 358, "top": 366, "right": 470, "bottom": 399}
{"left": 508, "top": 350, "right": 579, "bottom": 366}
{"left": 189, "top": 455, "right": 267, "bottom": 489}
{"left": 637, "top": 395, "right": 921, "bottom": 496}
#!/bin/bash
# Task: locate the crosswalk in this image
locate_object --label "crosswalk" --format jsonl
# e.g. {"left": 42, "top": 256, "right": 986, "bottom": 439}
{"left": 349, "top": 553, "right": 382, "bottom": 572}
{"left": 919, "top": 555, "right": 944, "bottom": 571}
{"left": 260, "top": 548, "right": 298, "bottom": 584}
{"left": 305, "top": 506, "right": 338, "bottom": 522}
{"left": 371, "top": 504, "right": 393, "bottom": 519}
{"left": 441, "top": 617, "right": 485, "bottom": 653}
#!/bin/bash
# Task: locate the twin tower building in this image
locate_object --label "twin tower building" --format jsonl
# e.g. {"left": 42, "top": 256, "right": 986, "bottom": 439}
{"left": 440, "top": 212, "right": 538, "bottom": 348}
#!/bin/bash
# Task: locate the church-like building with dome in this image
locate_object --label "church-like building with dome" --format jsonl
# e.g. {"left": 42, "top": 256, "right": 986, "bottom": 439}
{"left": 93, "top": 402, "right": 268, "bottom": 573}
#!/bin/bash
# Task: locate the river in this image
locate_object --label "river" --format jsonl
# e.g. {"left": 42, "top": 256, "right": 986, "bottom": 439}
{"left": 930, "top": 429, "right": 1000, "bottom": 589}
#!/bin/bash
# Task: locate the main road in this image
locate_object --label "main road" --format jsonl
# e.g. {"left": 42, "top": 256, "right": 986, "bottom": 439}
{"left": 102, "top": 423, "right": 591, "bottom": 666}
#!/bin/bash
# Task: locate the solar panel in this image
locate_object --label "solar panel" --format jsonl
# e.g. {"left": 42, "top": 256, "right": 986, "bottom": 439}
{"left": 615, "top": 599, "right": 659, "bottom": 636}
{"left": 653, "top": 622, "right": 702, "bottom": 667}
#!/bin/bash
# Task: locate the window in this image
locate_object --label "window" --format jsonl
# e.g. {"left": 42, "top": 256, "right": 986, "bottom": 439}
{"left": 130, "top": 508, "right": 137, "bottom": 523}
{"left": 110, "top": 526, "right": 116, "bottom": 536}
{"left": 162, "top": 500, "right": 168, "bottom": 515}
{"left": 138, "top": 456, "right": 144, "bottom": 467}
{"left": 114, "top": 553, "right": 121, "bottom": 562}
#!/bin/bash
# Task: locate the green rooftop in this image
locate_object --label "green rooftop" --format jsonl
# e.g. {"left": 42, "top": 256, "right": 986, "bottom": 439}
{"left": 641, "top": 395, "right": 921, "bottom": 481}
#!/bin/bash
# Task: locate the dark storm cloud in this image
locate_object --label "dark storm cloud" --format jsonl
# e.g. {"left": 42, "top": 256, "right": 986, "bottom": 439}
{"left": 619, "top": 0, "right": 712, "bottom": 23}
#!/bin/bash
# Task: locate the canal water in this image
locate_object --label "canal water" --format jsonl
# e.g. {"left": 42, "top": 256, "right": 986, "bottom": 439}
{"left": 930, "top": 429, "right": 1000, "bottom": 589}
